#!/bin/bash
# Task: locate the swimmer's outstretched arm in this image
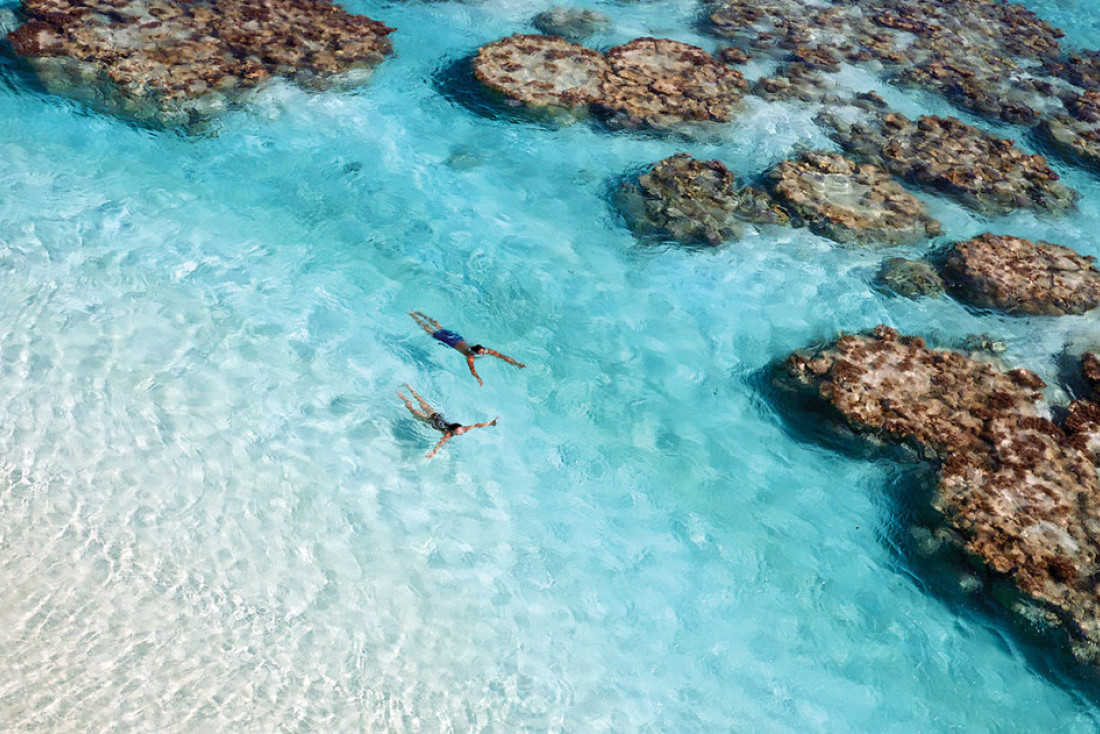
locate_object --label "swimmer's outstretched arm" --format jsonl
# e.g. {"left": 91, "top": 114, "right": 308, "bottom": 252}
{"left": 466, "top": 355, "right": 483, "bottom": 386}
{"left": 409, "top": 311, "right": 441, "bottom": 335}
{"left": 426, "top": 433, "right": 453, "bottom": 459}
{"left": 453, "top": 418, "right": 498, "bottom": 436}
{"left": 397, "top": 389, "right": 428, "bottom": 419}
{"left": 426, "top": 419, "right": 497, "bottom": 458}
{"left": 484, "top": 348, "right": 525, "bottom": 368}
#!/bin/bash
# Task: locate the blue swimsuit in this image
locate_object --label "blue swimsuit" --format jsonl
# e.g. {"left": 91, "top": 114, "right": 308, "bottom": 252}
{"left": 432, "top": 328, "right": 465, "bottom": 349}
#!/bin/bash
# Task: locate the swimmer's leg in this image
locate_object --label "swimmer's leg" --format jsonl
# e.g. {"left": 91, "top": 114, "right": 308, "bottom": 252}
{"left": 406, "top": 385, "right": 435, "bottom": 414}
{"left": 397, "top": 389, "right": 428, "bottom": 419}
{"left": 409, "top": 311, "right": 441, "bottom": 335}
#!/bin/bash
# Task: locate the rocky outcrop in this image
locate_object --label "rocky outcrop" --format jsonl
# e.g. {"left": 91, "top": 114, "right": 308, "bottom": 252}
{"left": 6, "top": 0, "right": 394, "bottom": 127}
{"left": 472, "top": 35, "right": 747, "bottom": 132}
{"left": 532, "top": 7, "right": 609, "bottom": 41}
{"left": 942, "top": 234, "right": 1100, "bottom": 316}
{"left": 765, "top": 152, "right": 940, "bottom": 246}
{"left": 822, "top": 112, "right": 1077, "bottom": 215}
{"left": 877, "top": 257, "right": 945, "bottom": 298}
{"left": 615, "top": 154, "right": 787, "bottom": 246}
{"left": 781, "top": 325, "right": 1100, "bottom": 666}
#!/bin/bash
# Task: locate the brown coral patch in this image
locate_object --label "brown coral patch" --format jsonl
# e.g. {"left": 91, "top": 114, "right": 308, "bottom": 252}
{"left": 6, "top": 0, "right": 394, "bottom": 126}
{"left": 765, "top": 151, "right": 940, "bottom": 246}
{"left": 823, "top": 112, "right": 1077, "bottom": 215}
{"left": 783, "top": 328, "right": 1100, "bottom": 662}
{"left": 595, "top": 37, "right": 748, "bottom": 130}
{"left": 942, "top": 234, "right": 1100, "bottom": 316}
{"left": 472, "top": 34, "right": 608, "bottom": 115}
{"left": 471, "top": 34, "right": 746, "bottom": 133}
{"left": 618, "top": 154, "right": 738, "bottom": 245}
{"left": 707, "top": 0, "right": 1066, "bottom": 126}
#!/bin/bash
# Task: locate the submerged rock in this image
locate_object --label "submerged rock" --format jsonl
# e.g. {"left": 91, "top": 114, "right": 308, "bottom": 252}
{"left": 717, "top": 46, "right": 750, "bottom": 65}
{"left": 942, "top": 234, "right": 1100, "bottom": 316}
{"left": 765, "top": 152, "right": 940, "bottom": 246}
{"left": 961, "top": 333, "right": 1007, "bottom": 354}
{"left": 532, "top": 7, "right": 610, "bottom": 41}
{"left": 472, "top": 34, "right": 747, "bottom": 132}
{"left": 616, "top": 153, "right": 785, "bottom": 246}
{"left": 1037, "top": 111, "right": 1100, "bottom": 172}
{"left": 822, "top": 111, "right": 1077, "bottom": 215}
{"left": 6, "top": 0, "right": 394, "bottom": 127}
{"left": 895, "top": 56, "right": 1057, "bottom": 127}
{"left": 781, "top": 325, "right": 1100, "bottom": 666}
{"left": 753, "top": 62, "right": 836, "bottom": 104}
{"left": 1047, "top": 51, "right": 1100, "bottom": 92}
{"left": 732, "top": 185, "right": 791, "bottom": 226}
{"left": 877, "top": 257, "right": 945, "bottom": 299}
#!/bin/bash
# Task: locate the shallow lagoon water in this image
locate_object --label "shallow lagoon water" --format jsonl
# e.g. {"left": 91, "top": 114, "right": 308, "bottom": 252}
{"left": 2, "top": 0, "right": 1100, "bottom": 730}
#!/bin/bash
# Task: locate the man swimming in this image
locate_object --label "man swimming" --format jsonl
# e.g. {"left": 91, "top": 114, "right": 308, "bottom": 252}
{"left": 397, "top": 385, "right": 498, "bottom": 458}
{"left": 410, "top": 311, "right": 525, "bottom": 386}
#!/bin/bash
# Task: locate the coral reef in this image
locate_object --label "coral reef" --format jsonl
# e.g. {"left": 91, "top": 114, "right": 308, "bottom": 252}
{"left": 717, "top": 46, "right": 750, "bottom": 65}
{"left": 6, "top": 0, "right": 394, "bottom": 127}
{"left": 703, "top": 0, "right": 1100, "bottom": 175}
{"left": 1037, "top": 110, "right": 1100, "bottom": 172}
{"left": 765, "top": 152, "right": 940, "bottom": 245}
{"left": 1037, "top": 60, "right": 1100, "bottom": 170}
{"left": 960, "top": 333, "right": 1006, "bottom": 354}
{"left": 472, "top": 35, "right": 747, "bottom": 132}
{"left": 753, "top": 62, "right": 836, "bottom": 104}
{"left": 532, "top": 7, "right": 609, "bottom": 41}
{"left": 707, "top": 0, "right": 1066, "bottom": 125}
{"left": 615, "top": 154, "right": 786, "bottom": 245}
{"left": 782, "top": 326, "right": 1100, "bottom": 665}
{"left": 942, "top": 234, "right": 1100, "bottom": 316}
{"left": 1083, "top": 352, "right": 1100, "bottom": 396}
{"left": 1065, "top": 399, "right": 1100, "bottom": 461}
{"left": 822, "top": 111, "right": 1077, "bottom": 215}
{"left": 595, "top": 38, "right": 748, "bottom": 130}
{"left": 473, "top": 34, "right": 609, "bottom": 118}
{"left": 478, "top": 1, "right": 1100, "bottom": 166}
{"left": 877, "top": 257, "right": 945, "bottom": 298}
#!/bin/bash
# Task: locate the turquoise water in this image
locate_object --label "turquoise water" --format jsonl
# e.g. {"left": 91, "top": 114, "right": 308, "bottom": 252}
{"left": 2, "top": 0, "right": 1100, "bottom": 730}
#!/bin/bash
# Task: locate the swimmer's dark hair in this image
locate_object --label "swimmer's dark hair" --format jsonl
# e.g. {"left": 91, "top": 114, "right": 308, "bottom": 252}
{"left": 445, "top": 421, "right": 462, "bottom": 432}
{"left": 471, "top": 344, "right": 486, "bottom": 354}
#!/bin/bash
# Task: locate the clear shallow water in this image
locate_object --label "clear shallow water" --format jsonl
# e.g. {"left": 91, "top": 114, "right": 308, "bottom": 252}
{"left": 2, "top": 0, "right": 1100, "bottom": 731}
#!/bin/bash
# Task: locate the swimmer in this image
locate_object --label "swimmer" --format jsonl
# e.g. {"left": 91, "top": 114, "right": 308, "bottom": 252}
{"left": 398, "top": 385, "right": 498, "bottom": 458}
{"left": 410, "top": 311, "right": 525, "bottom": 386}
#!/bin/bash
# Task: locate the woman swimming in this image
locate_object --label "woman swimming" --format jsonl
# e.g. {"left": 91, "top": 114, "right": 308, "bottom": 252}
{"left": 397, "top": 385, "right": 498, "bottom": 458}
{"left": 410, "top": 311, "right": 525, "bottom": 386}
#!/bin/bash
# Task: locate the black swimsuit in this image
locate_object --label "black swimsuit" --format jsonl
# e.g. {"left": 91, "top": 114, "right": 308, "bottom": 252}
{"left": 428, "top": 412, "right": 451, "bottom": 432}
